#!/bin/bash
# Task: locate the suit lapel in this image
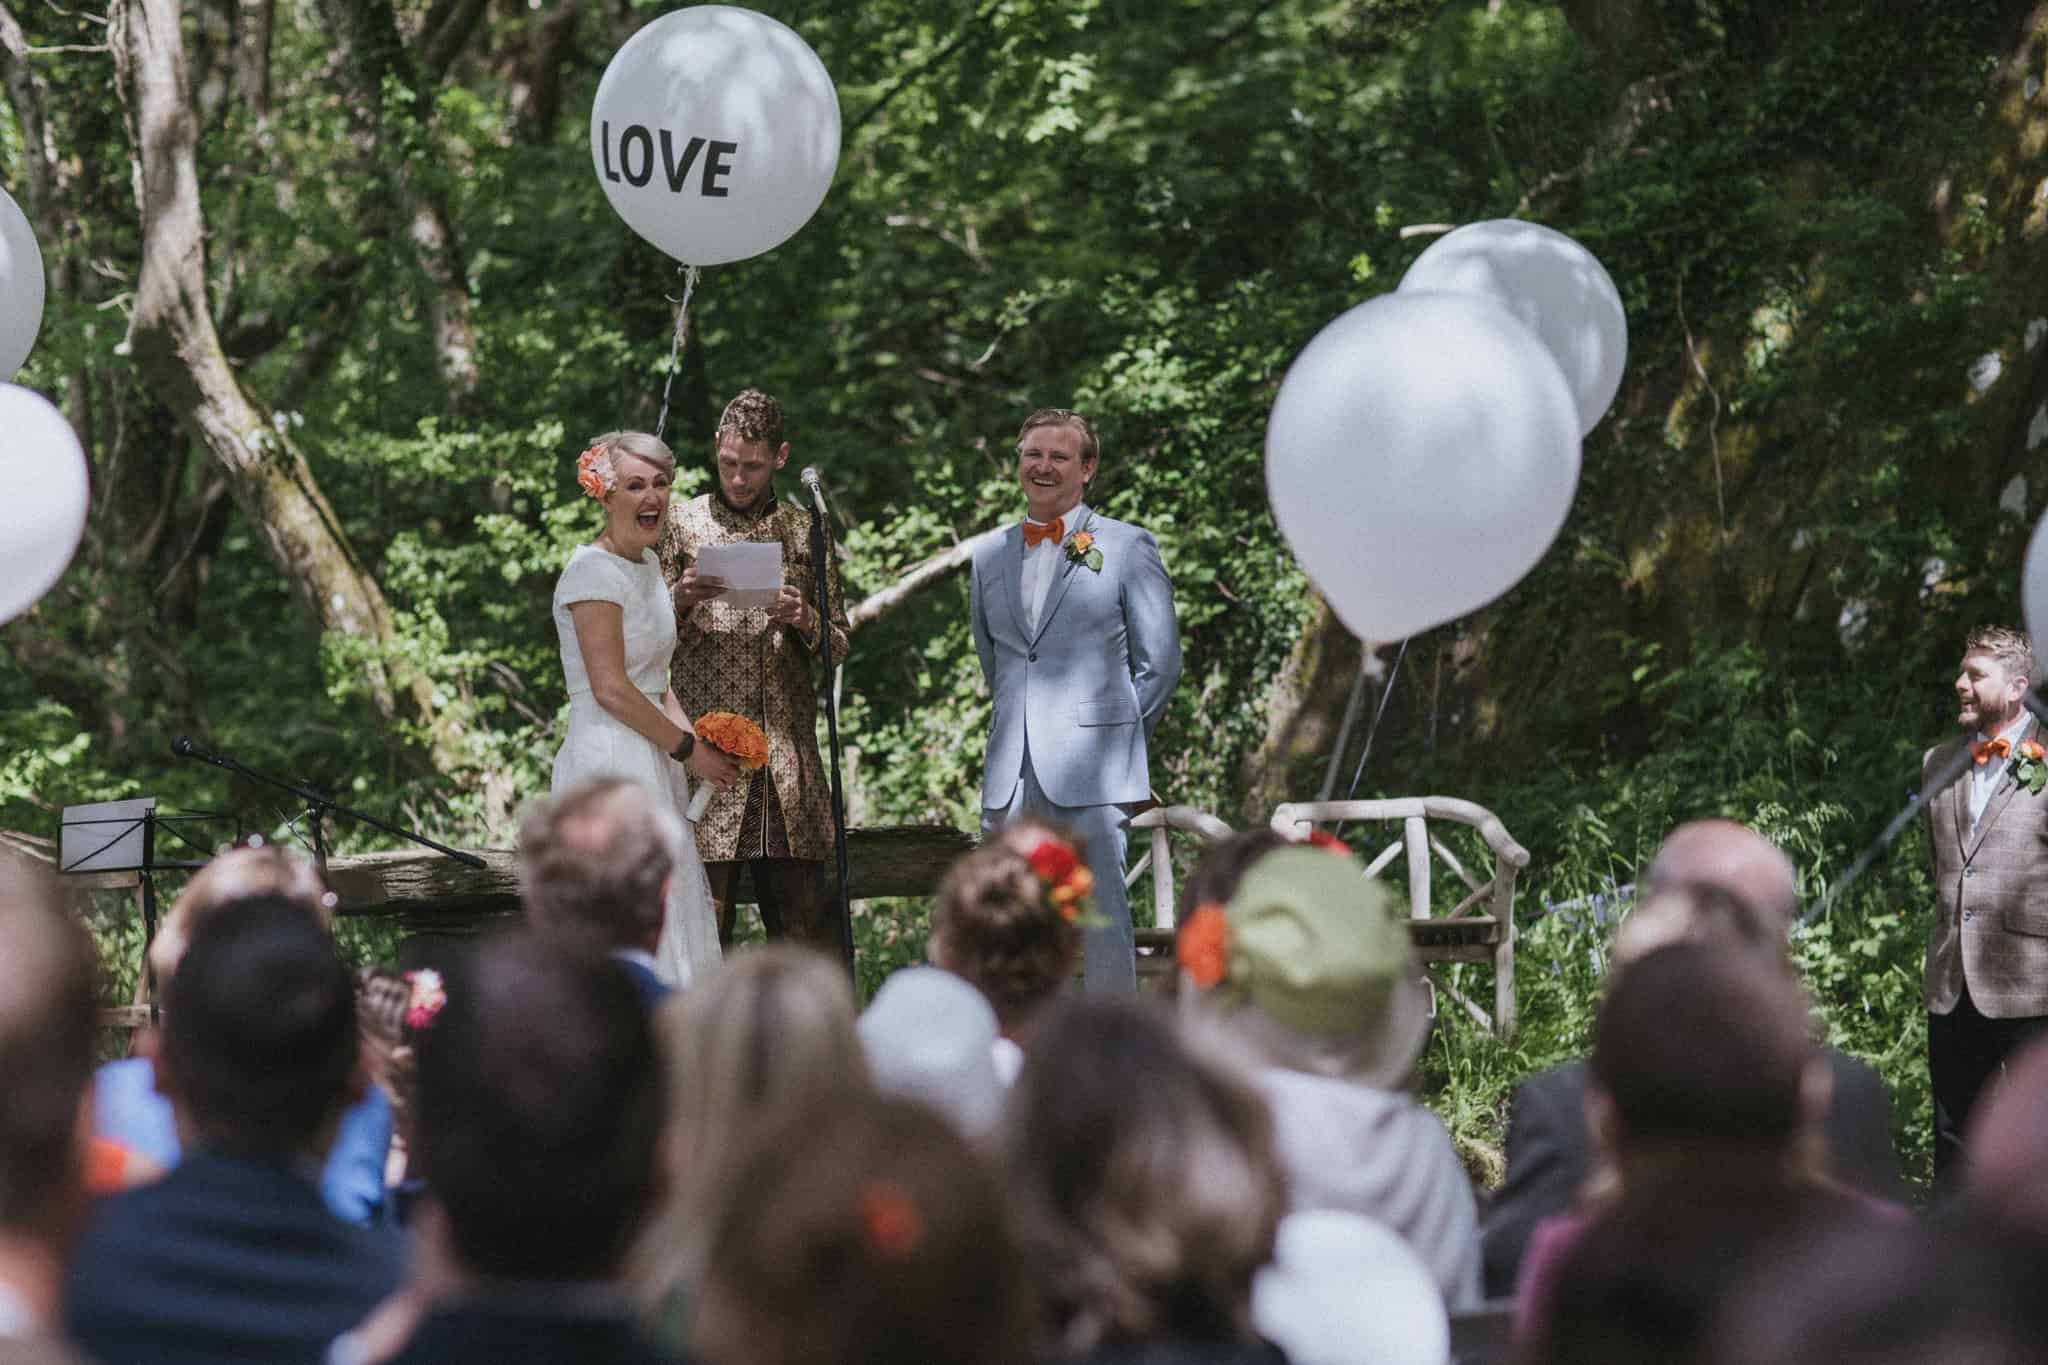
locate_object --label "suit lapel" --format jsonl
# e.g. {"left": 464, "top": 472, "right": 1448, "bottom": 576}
{"left": 1950, "top": 752, "right": 1971, "bottom": 855}
{"left": 999, "top": 527, "right": 1029, "bottom": 641}
{"left": 1030, "top": 513, "right": 1090, "bottom": 646}
{"left": 1966, "top": 718, "right": 2035, "bottom": 860}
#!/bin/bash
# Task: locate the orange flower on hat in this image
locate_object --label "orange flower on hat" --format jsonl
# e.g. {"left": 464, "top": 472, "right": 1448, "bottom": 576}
{"left": 1304, "top": 829, "right": 1351, "bottom": 856}
{"left": 859, "top": 1182, "right": 924, "bottom": 1259}
{"left": 576, "top": 446, "right": 612, "bottom": 499}
{"left": 1177, "top": 903, "right": 1229, "bottom": 989}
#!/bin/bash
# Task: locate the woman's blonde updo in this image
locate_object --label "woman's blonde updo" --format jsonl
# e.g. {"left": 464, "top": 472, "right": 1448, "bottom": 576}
{"left": 576, "top": 430, "right": 677, "bottom": 497}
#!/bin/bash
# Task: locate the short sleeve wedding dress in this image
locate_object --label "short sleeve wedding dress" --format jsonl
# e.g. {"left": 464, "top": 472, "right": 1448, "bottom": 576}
{"left": 551, "top": 543, "right": 721, "bottom": 985}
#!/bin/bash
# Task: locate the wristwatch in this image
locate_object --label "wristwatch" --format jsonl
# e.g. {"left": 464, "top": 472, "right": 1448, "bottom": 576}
{"left": 670, "top": 732, "right": 695, "bottom": 763}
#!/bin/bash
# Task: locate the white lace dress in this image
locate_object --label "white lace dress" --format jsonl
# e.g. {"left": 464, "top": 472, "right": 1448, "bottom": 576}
{"left": 551, "top": 544, "right": 721, "bottom": 986}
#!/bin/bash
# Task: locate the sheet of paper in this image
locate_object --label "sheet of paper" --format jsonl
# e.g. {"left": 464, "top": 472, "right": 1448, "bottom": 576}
{"left": 696, "top": 541, "right": 784, "bottom": 609}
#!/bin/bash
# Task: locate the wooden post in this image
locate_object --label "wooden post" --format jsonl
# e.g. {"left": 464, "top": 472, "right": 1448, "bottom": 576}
{"left": 1403, "top": 815, "right": 1430, "bottom": 921}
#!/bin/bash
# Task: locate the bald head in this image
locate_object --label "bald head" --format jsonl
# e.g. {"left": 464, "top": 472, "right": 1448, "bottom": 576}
{"left": 1643, "top": 820, "right": 1799, "bottom": 930}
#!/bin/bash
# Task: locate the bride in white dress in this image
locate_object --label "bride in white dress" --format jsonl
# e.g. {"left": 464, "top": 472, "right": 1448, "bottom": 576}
{"left": 551, "top": 430, "right": 737, "bottom": 985}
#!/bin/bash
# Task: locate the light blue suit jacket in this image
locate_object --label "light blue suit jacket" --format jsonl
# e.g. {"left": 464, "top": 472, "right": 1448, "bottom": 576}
{"left": 971, "top": 508, "right": 1182, "bottom": 810}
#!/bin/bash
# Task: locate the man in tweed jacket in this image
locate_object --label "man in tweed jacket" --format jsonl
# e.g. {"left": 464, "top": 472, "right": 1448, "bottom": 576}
{"left": 1925, "top": 625, "right": 2048, "bottom": 1183}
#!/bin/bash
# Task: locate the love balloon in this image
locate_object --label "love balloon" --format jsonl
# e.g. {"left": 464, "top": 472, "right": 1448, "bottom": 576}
{"left": 591, "top": 5, "right": 840, "bottom": 266}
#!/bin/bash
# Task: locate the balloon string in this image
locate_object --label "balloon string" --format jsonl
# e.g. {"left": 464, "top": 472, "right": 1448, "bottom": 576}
{"left": 653, "top": 264, "right": 701, "bottom": 443}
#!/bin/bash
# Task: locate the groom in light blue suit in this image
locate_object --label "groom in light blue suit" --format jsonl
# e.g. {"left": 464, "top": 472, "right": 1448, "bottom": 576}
{"left": 971, "top": 408, "right": 1182, "bottom": 992}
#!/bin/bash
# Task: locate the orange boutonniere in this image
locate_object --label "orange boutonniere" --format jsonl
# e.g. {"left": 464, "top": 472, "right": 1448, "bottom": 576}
{"left": 2013, "top": 738, "right": 2048, "bottom": 796}
{"left": 1064, "top": 528, "right": 1103, "bottom": 573}
{"left": 695, "top": 712, "right": 771, "bottom": 770}
{"left": 1026, "top": 836, "right": 1095, "bottom": 921}
{"left": 576, "top": 446, "right": 612, "bottom": 499}
{"left": 859, "top": 1182, "right": 924, "bottom": 1259}
{"left": 1177, "top": 903, "right": 1229, "bottom": 989}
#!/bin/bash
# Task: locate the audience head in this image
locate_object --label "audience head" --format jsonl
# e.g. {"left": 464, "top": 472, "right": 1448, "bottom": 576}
{"left": 1173, "top": 827, "right": 1290, "bottom": 925}
{"left": 930, "top": 836, "right": 1084, "bottom": 1039}
{"left": 634, "top": 945, "right": 869, "bottom": 1305}
{"left": 1704, "top": 1216, "right": 2048, "bottom": 1365}
{"left": 1177, "top": 844, "right": 1431, "bottom": 1090}
{"left": 156, "top": 896, "right": 360, "bottom": 1160}
{"left": 859, "top": 967, "right": 1004, "bottom": 1139}
{"left": 414, "top": 931, "right": 662, "bottom": 1282}
{"left": 149, "top": 840, "right": 330, "bottom": 984}
{"left": 1005, "top": 997, "right": 1286, "bottom": 1353}
{"left": 1529, "top": 1170, "right": 1870, "bottom": 1365}
{"left": 1640, "top": 819, "right": 1799, "bottom": 930}
{"left": 1251, "top": 1210, "right": 1450, "bottom": 1365}
{"left": 697, "top": 1097, "right": 1028, "bottom": 1365}
{"left": 0, "top": 856, "right": 98, "bottom": 1243}
{"left": 517, "top": 778, "right": 679, "bottom": 955}
{"left": 1964, "top": 1033, "right": 2048, "bottom": 1236}
{"left": 1609, "top": 879, "right": 1788, "bottom": 974}
{"left": 1588, "top": 941, "right": 1824, "bottom": 1171}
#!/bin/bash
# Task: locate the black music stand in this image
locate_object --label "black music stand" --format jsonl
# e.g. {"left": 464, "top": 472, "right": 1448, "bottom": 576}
{"left": 59, "top": 798, "right": 237, "bottom": 1010}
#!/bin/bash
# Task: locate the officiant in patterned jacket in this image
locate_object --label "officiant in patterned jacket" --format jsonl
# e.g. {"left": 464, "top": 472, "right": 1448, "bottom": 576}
{"left": 658, "top": 389, "right": 850, "bottom": 953}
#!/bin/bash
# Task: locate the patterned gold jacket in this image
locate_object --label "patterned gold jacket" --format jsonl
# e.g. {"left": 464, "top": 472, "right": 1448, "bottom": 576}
{"left": 657, "top": 491, "right": 849, "bottom": 863}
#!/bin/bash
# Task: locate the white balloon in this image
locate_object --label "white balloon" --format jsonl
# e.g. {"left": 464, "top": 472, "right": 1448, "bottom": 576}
{"left": 2024, "top": 511, "right": 2048, "bottom": 657}
{"left": 591, "top": 5, "right": 840, "bottom": 266}
{"left": 0, "top": 384, "right": 88, "bottom": 624}
{"left": 1265, "top": 291, "right": 1581, "bottom": 642}
{"left": 0, "top": 186, "right": 45, "bottom": 379}
{"left": 1399, "top": 218, "right": 1627, "bottom": 437}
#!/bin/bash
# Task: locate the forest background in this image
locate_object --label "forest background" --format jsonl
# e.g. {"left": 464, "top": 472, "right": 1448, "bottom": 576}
{"left": 8, "top": 0, "right": 2048, "bottom": 1186}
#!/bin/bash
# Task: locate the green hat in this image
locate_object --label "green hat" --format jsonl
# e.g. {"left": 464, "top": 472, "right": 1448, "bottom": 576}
{"left": 1219, "top": 847, "right": 1431, "bottom": 1087}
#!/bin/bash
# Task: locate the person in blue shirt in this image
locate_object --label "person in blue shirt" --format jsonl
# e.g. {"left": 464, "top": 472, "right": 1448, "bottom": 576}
{"left": 91, "top": 841, "right": 393, "bottom": 1223}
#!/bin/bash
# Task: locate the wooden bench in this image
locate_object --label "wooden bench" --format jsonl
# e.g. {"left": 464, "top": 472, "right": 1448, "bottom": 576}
{"left": 1270, "top": 797, "right": 1530, "bottom": 1036}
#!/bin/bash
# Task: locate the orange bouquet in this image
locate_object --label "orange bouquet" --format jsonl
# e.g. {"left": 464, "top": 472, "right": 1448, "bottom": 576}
{"left": 685, "top": 712, "right": 769, "bottom": 820}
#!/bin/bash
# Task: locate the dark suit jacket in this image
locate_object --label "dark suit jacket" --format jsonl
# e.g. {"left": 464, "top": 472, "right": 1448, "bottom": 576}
{"left": 386, "top": 1301, "right": 683, "bottom": 1365}
{"left": 1478, "top": 1050, "right": 1903, "bottom": 1298}
{"left": 63, "top": 1150, "right": 404, "bottom": 1365}
{"left": 1924, "top": 726, "right": 2048, "bottom": 1017}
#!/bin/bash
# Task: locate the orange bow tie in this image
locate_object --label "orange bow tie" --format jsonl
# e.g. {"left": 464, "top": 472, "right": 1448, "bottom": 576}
{"left": 1022, "top": 517, "right": 1064, "bottom": 549}
{"left": 1973, "top": 736, "right": 2013, "bottom": 765}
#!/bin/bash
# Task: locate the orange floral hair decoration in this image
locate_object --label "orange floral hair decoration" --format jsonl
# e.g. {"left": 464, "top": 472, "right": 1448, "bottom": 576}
{"left": 1176, "top": 902, "right": 1229, "bottom": 990}
{"left": 576, "top": 445, "right": 613, "bottom": 499}
{"left": 859, "top": 1181, "right": 924, "bottom": 1259}
{"left": 1025, "top": 835, "right": 1094, "bottom": 922}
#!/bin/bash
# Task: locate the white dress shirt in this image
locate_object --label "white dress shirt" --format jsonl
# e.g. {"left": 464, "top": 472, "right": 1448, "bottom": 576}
{"left": 1969, "top": 713, "right": 2034, "bottom": 827}
{"left": 1022, "top": 502, "right": 1087, "bottom": 633}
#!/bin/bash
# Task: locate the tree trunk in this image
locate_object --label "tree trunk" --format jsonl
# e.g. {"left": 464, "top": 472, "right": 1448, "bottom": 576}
{"left": 1236, "top": 596, "right": 1365, "bottom": 824}
{"left": 110, "top": 0, "right": 456, "bottom": 758}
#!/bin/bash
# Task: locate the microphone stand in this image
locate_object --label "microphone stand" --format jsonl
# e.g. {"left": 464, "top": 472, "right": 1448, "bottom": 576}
{"left": 801, "top": 483, "right": 857, "bottom": 978}
{"left": 1798, "top": 687, "right": 2048, "bottom": 924}
{"left": 171, "top": 738, "right": 485, "bottom": 875}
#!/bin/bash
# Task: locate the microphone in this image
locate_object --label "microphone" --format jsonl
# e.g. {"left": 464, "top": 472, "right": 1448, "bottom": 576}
{"left": 171, "top": 735, "right": 228, "bottom": 768}
{"left": 799, "top": 466, "right": 827, "bottom": 516}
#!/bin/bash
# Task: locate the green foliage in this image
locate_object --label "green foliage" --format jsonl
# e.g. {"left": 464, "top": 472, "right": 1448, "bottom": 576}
{"left": 3, "top": 0, "right": 2039, "bottom": 1190}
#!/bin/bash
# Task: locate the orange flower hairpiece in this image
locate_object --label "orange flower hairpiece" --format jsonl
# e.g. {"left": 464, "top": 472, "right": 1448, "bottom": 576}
{"left": 576, "top": 445, "right": 612, "bottom": 499}
{"left": 1176, "top": 903, "right": 1229, "bottom": 989}
{"left": 1026, "top": 836, "right": 1094, "bottom": 922}
{"left": 859, "top": 1182, "right": 924, "bottom": 1259}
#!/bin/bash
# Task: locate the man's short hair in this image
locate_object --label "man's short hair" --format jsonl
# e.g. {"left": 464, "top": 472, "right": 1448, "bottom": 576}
{"left": 717, "top": 388, "right": 786, "bottom": 447}
{"left": 1964, "top": 626, "right": 2036, "bottom": 684}
{"left": 517, "top": 779, "right": 679, "bottom": 951}
{"left": 158, "top": 897, "right": 358, "bottom": 1157}
{"left": 0, "top": 857, "right": 97, "bottom": 1232}
{"left": 1016, "top": 407, "right": 1099, "bottom": 463}
{"left": 415, "top": 933, "right": 663, "bottom": 1281}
